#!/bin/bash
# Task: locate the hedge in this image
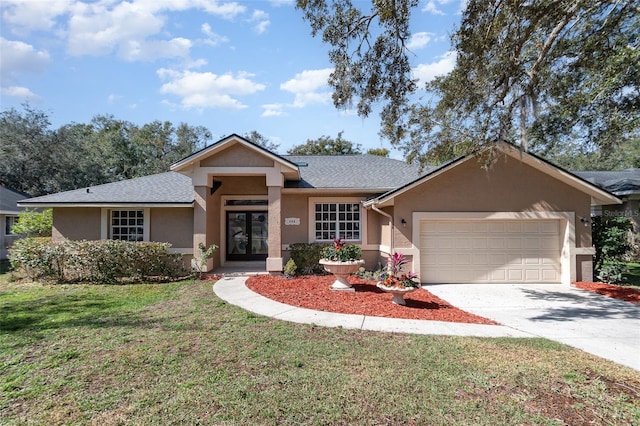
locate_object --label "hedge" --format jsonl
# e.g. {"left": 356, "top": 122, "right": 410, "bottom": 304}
{"left": 9, "top": 238, "right": 188, "bottom": 284}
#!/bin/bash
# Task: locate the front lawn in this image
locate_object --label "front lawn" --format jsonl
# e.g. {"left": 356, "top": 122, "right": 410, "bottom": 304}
{"left": 1, "top": 279, "right": 639, "bottom": 425}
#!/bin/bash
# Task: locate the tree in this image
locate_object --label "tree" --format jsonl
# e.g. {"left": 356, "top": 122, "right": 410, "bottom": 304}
{"left": 296, "top": 0, "right": 640, "bottom": 166}
{"left": 366, "top": 147, "right": 389, "bottom": 157}
{"left": 243, "top": 130, "right": 280, "bottom": 153}
{"left": 0, "top": 105, "right": 214, "bottom": 195}
{"left": 287, "top": 131, "right": 362, "bottom": 155}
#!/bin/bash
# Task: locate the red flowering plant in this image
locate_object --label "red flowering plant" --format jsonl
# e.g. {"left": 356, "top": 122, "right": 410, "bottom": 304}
{"left": 321, "top": 237, "right": 362, "bottom": 262}
{"left": 379, "top": 252, "right": 420, "bottom": 288}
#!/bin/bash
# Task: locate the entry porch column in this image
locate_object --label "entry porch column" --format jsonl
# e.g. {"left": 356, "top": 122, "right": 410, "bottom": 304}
{"left": 266, "top": 171, "right": 283, "bottom": 273}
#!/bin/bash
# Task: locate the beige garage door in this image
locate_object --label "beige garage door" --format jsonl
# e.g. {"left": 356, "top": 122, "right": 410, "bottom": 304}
{"left": 420, "top": 219, "right": 561, "bottom": 283}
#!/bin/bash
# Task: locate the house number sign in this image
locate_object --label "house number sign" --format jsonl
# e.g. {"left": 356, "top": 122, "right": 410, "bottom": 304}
{"left": 284, "top": 217, "right": 300, "bottom": 226}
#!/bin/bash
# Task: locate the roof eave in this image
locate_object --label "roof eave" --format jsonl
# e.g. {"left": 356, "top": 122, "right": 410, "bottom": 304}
{"left": 17, "top": 202, "right": 195, "bottom": 208}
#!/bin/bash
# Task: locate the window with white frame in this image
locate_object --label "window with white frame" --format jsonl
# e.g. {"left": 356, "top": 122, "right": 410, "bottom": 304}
{"left": 111, "top": 210, "right": 144, "bottom": 241}
{"left": 314, "top": 202, "right": 361, "bottom": 241}
{"left": 5, "top": 216, "right": 18, "bottom": 236}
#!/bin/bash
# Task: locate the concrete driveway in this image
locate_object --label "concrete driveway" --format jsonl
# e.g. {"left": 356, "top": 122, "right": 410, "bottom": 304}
{"left": 426, "top": 283, "right": 640, "bottom": 371}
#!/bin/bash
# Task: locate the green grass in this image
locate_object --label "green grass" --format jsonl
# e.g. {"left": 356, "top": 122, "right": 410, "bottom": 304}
{"left": 1, "top": 278, "right": 639, "bottom": 425}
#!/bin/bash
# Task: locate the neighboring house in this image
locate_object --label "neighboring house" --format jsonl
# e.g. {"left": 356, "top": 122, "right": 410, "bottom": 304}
{"left": 19, "top": 134, "right": 621, "bottom": 284}
{"left": 1, "top": 186, "right": 31, "bottom": 260}
{"left": 572, "top": 169, "right": 640, "bottom": 232}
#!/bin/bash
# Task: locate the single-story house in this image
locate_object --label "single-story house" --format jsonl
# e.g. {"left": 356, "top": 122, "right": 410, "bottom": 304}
{"left": 19, "top": 134, "right": 621, "bottom": 284}
{"left": 1, "top": 186, "right": 31, "bottom": 260}
{"left": 572, "top": 169, "right": 640, "bottom": 232}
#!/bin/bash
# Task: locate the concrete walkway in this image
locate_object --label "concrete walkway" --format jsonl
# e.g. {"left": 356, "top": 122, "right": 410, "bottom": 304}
{"left": 213, "top": 277, "right": 640, "bottom": 371}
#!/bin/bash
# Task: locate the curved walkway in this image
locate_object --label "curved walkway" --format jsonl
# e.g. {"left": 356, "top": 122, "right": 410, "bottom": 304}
{"left": 213, "top": 277, "right": 640, "bottom": 371}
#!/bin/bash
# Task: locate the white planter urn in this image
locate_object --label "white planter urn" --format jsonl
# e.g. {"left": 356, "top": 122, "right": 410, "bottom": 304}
{"left": 319, "top": 259, "right": 365, "bottom": 291}
{"left": 376, "top": 282, "right": 420, "bottom": 305}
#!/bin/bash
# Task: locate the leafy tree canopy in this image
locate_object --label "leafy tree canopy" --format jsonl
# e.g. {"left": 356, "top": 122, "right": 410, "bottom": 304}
{"left": 243, "top": 130, "right": 281, "bottom": 153}
{"left": 366, "top": 147, "right": 390, "bottom": 157}
{"left": 287, "top": 131, "right": 362, "bottom": 155}
{"left": 0, "top": 105, "right": 212, "bottom": 196}
{"left": 296, "top": 0, "right": 640, "bottom": 168}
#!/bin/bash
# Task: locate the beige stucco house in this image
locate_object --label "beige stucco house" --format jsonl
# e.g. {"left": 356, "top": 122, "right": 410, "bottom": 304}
{"left": 19, "top": 134, "right": 621, "bottom": 284}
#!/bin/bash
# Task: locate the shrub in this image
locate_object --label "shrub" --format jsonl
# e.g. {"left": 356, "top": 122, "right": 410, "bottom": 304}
{"left": 283, "top": 258, "right": 297, "bottom": 277}
{"left": 288, "top": 243, "right": 326, "bottom": 275}
{"left": 11, "top": 208, "right": 53, "bottom": 237}
{"left": 592, "top": 215, "right": 633, "bottom": 283}
{"left": 9, "top": 238, "right": 187, "bottom": 284}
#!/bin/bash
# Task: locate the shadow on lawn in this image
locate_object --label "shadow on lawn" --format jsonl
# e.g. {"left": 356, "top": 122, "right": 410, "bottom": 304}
{"left": 521, "top": 287, "right": 640, "bottom": 322}
{"left": 0, "top": 292, "right": 157, "bottom": 334}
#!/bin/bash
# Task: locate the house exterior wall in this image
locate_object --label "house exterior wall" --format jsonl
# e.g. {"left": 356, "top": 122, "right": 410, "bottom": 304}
{"left": 392, "top": 156, "right": 593, "bottom": 251}
{"left": 1, "top": 214, "right": 20, "bottom": 260}
{"left": 150, "top": 208, "right": 193, "bottom": 248}
{"left": 53, "top": 208, "right": 102, "bottom": 241}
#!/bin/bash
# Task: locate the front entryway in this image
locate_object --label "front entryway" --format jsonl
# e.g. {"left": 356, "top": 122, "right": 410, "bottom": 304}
{"left": 226, "top": 211, "right": 268, "bottom": 261}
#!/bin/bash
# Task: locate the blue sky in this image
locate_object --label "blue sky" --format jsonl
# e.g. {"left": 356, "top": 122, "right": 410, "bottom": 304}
{"left": 1, "top": 0, "right": 462, "bottom": 156}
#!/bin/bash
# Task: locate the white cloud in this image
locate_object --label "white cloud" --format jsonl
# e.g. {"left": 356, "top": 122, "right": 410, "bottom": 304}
{"left": 280, "top": 68, "right": 333, "bottom": 107}
{"left": 269, "top": 0, "right": 293, "bottom": 6}
{"left": 107, "top": 93, "right": 122, "bottom": 104}
{"left": 1, "top": 0, "right": 73, "bottom": 32}
{"left": 158, "top": 68, "right": 265, "bottom": 109}
{"left": 406, "top": 32, "right": 434, "bottom": 51}
{"left": 249, "top": 10, "right": 270, "bottom": 34}
{"left": 1, "top": 85, "right": 40, "bottom": 101}
{"left": 262, "top": 103, "right": 286, "bottom": 117}
{"left": 0, "top": 38, "right": 51, "bottom": 79}
{"left": 201, "top": 23, "right": 229, "bottom": 46}
{"left": 412, "top": 50, "right": 457, "bottom": 84}
{"left": 423, "top": 0, "right": 446, "bottom": 15}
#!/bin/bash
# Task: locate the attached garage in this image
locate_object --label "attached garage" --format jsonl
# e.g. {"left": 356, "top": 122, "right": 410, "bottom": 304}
{"left": 419, "top": 218, "right": 562, "bottom": 284}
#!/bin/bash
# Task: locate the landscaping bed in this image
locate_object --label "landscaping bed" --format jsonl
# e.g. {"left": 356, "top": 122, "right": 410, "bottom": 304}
{"left": 574, "top": 281, "right": 640, "bottom": 304}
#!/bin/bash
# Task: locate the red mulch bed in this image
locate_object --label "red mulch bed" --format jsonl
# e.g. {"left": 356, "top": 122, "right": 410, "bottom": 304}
{"left": 246, "top": 275, "right": 498, "bottom": 325}
{"left": 574, "top": 282, "right": 640, "bottom": 304}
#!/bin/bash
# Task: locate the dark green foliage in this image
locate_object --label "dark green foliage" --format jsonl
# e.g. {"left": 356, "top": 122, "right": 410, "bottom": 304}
{"left": 592, "top": 215, "right": 633, "bottom": 283}
{"left": 287, "top": 131, "right": 362, "bottom": 155}
{"left": 0, "top": 105, "right": 212, "bottom": 196}
{"left": 9, "top": 238, "right": 187, "bottom": 283}
{"left": 288, "top": 243, "right": 326, "bottom": 275}
{"left": 297, "top": 1, "right": 639, "bottom": 169}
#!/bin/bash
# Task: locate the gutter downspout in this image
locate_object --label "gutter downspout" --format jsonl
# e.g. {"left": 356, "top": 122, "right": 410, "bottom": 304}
{"left": 369, "top": 202, "right": 394, "bottom": 254}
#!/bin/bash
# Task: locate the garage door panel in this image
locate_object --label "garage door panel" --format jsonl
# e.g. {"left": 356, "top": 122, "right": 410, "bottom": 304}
{"left": 420, "top": 219, "right": 561, "bottom": 284}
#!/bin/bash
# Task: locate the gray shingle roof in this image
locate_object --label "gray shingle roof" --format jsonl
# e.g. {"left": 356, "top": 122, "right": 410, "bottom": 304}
{"left": 20, "top": 172, "right": 194, "bottom": 206}
{"left": 1, "top": 186, "right": 30, "bottom": 213}
{"left": 21, "top": 155, "right": 428, "bottom": 205}
{"left": 572, "top": 169, "right": 640, "bottom": 195}
{"left": 283, "top": 154, "right": 426, "bottom": 190}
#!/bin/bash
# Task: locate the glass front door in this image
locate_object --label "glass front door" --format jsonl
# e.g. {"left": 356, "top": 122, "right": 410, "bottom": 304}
{"left": 226, "top": 211, "right": 268, "bottom": 261}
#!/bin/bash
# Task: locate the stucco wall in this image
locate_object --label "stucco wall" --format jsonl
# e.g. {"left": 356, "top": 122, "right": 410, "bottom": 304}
{"left": 200, "top": 143, "right": 274, "bottom": 167}
{"left": 150, "top": 208, "right": 193, "bottom": 248}
{"left": 53, "top": 207, "right": 102, "bottom": 241}
{"left": 391, "top": 156, "right": 593, "bottom": 250}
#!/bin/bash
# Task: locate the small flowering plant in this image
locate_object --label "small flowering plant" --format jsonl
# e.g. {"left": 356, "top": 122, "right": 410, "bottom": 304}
{"left": 379, "top": 252, "right": 420, "bottom": 288}
{"left": 321, "top": 238, "right": 362, "bottom": 262}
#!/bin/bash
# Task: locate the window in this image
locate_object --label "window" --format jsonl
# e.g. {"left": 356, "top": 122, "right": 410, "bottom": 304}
{"left": 5, "top": 216, "right": 18, "bottom": 235}
{"left": 111, "top": 210, "right": 144, "bottom": 241}
{"left": 314, "top": 202, "right": 360, "bottom": 241}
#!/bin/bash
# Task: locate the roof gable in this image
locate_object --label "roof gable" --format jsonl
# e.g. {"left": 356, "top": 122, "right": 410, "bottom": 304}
{"left": 171, "top": 134, "right": 300, "bottom": 180}
{"left": 364, "top": 142, "right": 621, "bottom": 207}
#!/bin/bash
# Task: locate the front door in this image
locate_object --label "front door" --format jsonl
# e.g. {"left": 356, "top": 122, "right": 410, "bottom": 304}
{"left": 226, "top": 211, "right": 268, "bottom": 261}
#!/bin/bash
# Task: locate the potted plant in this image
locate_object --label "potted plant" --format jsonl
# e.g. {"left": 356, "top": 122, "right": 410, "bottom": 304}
{"left": 376, "top": 252, "right": 420, "bottom": 305}
{"left": 319, "top": 238, "right": 364, "bottom": 291}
